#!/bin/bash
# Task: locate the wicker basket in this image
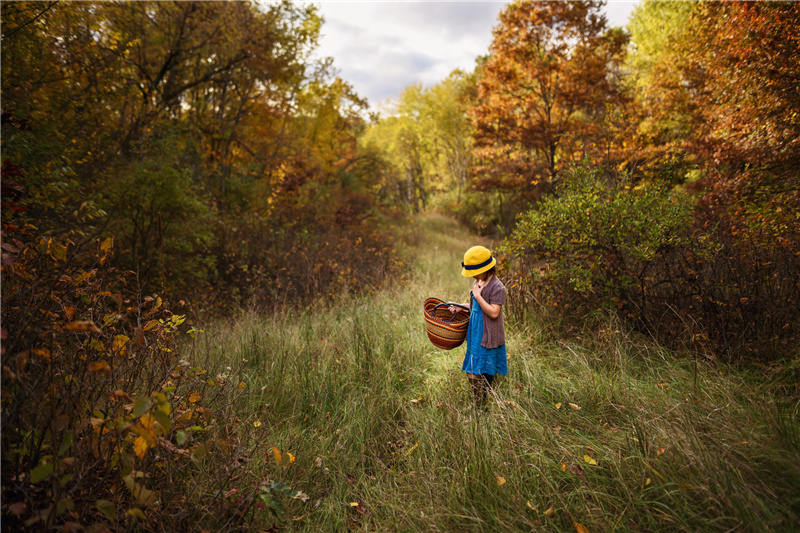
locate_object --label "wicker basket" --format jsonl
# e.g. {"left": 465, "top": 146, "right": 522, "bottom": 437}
{"left": 423, "top": 298, "right": 470, "bottom": 350}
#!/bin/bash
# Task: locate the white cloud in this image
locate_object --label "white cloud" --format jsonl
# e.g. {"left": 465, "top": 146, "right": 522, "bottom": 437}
{"left": 310, "top": 1, "right": 640, "bottom": 107}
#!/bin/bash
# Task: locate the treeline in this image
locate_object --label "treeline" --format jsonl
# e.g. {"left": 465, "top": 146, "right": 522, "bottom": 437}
{"left": 1, "top": 1, "right": 399, "bottom": 317}
{"left": 367, "top": 0, "right": 800, "bottom": 362}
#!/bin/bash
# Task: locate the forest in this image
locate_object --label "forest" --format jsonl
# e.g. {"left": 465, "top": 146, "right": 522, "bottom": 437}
{"left": 2, "top": 1, "right": 799, "bottom": 531}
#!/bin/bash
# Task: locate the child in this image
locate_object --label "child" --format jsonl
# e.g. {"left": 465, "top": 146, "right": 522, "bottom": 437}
{"left": 450, "top": 245, "right": 507, "bottom": 406}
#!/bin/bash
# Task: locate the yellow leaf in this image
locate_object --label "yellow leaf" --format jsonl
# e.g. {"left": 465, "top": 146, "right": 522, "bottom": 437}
{"left": 569, "top": 403, "right": 581, "bottom": 410}
{"left": 133, "top": 436, "right": 148, "bottom": 459}
{"left": 574, "top": 521, "right": 589, "bottom": 533}
{"left": 555, "top": 403, "right": 562, "bottom": 409}
{"left": 496, "top": 476, "right": 506, "bottom": 486}
{"left": 286, "top": 452, "right": 296, "bottom": 464}
{"left": 349, "top": 502, "right": 359, "bottom": 507}
{"left": 238, "top": 382, "right": 247, "bottom": 392}
{"left": 188, "top": 392, "right": 201, "bottom": 404}
{"left": 272, "top": 447, "right": 282, "bottom": 466}
{"left": 544, "top": 506, "right": 555, "bottom": 517}
{"left": 645, "top": 478, "right": 651, "bottom": 486}
{"left": 253, "top": 421, "right": 262, "bottom": 428}
{"left": 113, "top": 335, "right": 130, "bottom": 353}
{"left": 140, "top": 413, "right": 155, "bottom": 430}
{"left": 127, "top": 508, "right": 145, "bottom": 520}
{"left": 526, "top": 501, "right": 536, "bottom": 510}
{"left": 583, "top": 455, "right": 597, "bottom": 466}
{"left": 560, "top": 463, "right": 566, "bottom": 471}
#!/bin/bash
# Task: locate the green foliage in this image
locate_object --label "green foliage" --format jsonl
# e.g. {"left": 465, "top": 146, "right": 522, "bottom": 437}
{"left": 363, "top": 70, "right": 475, "bottom": 212}
{"left": 505, "top": 164, "right": 693, "bottom": 305}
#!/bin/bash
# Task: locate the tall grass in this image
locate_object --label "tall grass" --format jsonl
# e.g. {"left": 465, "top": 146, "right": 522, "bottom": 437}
{"left": 186, "top": 212, "right": 800, "bottom": 531}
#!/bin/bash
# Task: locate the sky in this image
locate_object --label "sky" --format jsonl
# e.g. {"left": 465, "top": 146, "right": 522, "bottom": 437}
{"left": 309, "top": 1, "right": 641, "bottom": 108}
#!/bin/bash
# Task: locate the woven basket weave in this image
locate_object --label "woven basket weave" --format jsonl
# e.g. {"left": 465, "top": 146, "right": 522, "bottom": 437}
{"left": 423, "top": 298, "right": 470, "bottom": 350}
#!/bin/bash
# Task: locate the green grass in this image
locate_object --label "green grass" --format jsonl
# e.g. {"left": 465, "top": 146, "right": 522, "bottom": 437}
{"left": 186, "top": 212, "right": 800, "bottom": 532}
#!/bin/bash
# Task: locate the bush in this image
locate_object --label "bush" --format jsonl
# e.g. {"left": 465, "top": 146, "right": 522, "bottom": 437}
{"left": 0, "top": 230, "right": 296, "bottom": 531}
{"left": 503, "top": 164, "right": 800, "bottom": 361}
{"left": 503, "top": 164, "right": 693, "bottom": 317}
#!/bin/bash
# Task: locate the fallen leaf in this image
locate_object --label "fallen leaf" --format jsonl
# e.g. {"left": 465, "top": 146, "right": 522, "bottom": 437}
{"left": 127, "top": 508, "right": 145, "bottom": 520}
{"left": 253, "top": 420, "right": 262, "bottom": 428}
{"left": 272, "top": 447, "right": 282, "bottom": 465}
{"left": 188, "top": 392, "right": 201, "bottom": 404}
{"left": 111, "top": 389, "right": 133, "bottom": 402}
{"left": 496, "top": 476, "right": 506, "bottom": 486}
{"left": 294, "top": 491, "right": 310, "bottom": 502}
{"left": 583, "top": 455, "right": 597, "bottom": 466}
{"left": 574, "top": 521, "right": 589, "bottom": 533}
{"left": 526, "top": 501, "right": 536, "bottom": 511}
{"left": 555, "top": 403, "right": 562, "bottom": 409}
{"left": 568, "top": 403, "right": 581, "bottom": 411}
{"left": 645, "top": 478, "right": 651, "bottom": 486}
{"left": 31, "top": 348, "right": 51, "bottom": 361}
{"left": 66, "top": 321, "right": 102, "bottom": 334}
{"left": 89, "top": 361, "right": 111, "bottom": 375}
{"left": 315, "top": 456, "right": 323, "bottom": 468}
{"left": 544, "top": 506, "right": 555, "bottom": 517}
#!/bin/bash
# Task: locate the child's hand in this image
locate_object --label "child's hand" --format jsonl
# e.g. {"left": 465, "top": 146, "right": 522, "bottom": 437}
{"left": 473, "top": 280, "right": 485, "bottom": 299}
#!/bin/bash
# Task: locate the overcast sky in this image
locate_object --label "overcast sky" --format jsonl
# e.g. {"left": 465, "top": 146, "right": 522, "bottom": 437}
{"left": 309, "top": 1, "right": 641, "bottom": 108}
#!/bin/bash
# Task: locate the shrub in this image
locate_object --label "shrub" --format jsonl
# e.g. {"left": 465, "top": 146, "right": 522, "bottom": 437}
{"left": 504, "top": 165, "right": 693, "bottom": 318}
{"left": 0, "top": 230, "right": 295, "bottom": 531}
{"left": 503, "top": 164, "right": 800, "bottom": 361}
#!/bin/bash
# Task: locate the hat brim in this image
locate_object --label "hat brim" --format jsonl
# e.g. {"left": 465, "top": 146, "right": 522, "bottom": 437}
{"left": 461, "top": 257, "right": 496, "bottom": 277}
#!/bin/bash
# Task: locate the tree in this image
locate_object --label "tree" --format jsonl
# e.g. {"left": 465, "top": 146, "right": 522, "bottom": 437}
{"left": 621, "top": 1, "right": 698, "bottom": 184}
{"left": 362, "top": 71, "right": 475, "bottom": 211}
{"left": 469, "top": 0, "right": 628, "bottom": 196}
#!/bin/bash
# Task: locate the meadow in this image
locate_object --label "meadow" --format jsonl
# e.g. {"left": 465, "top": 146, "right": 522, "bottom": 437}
{"left": 189, "top": 213, "right": 800, "bottom": 532}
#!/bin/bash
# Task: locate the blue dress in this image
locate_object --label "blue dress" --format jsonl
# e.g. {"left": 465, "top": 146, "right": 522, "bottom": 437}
{"left": 462, "top": 295, "right": 507, "bottom": 376}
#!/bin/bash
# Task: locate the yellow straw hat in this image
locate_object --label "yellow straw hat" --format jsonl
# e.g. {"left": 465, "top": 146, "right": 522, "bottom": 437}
{"left": 461, "top": 246, "right": 496, "bottom": 277}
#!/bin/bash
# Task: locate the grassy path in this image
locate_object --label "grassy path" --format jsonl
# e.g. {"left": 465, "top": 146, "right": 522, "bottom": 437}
{"left": 195, "top": 213, "right": 799, "bottom": 532}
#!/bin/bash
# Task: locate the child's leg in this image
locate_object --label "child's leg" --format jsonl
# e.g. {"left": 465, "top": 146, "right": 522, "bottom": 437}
{"left": 467, "top": 373, "right": 483, "bottom": 404}
{"left": 480, "top": 374, "right": 495, "bottom": 403}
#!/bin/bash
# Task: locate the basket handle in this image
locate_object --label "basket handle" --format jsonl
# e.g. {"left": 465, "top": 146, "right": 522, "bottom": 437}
{"left": 433, "top": 302, "right": 470, "bottom": 322}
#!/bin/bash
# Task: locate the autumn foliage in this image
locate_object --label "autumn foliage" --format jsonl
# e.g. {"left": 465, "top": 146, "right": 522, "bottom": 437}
{"left": 0, "top": 233, "right": 277, "bottom": 530}
{"left": 477, "top": 0, "right": 800, "bottom": 360}
{"left": 470, "top": 0, "right": 628, "bottom": 197}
